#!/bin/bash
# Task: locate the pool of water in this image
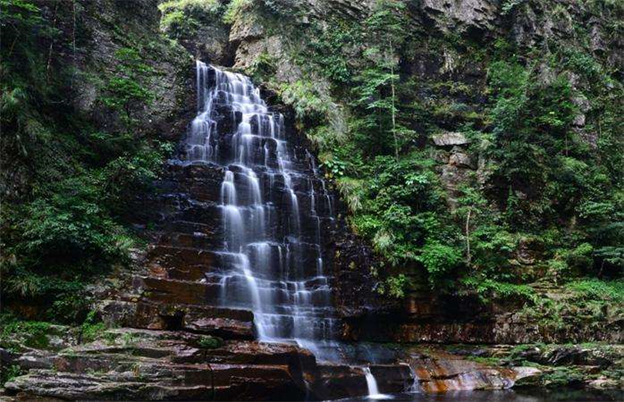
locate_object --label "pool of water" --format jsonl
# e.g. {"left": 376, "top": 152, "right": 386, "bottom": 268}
{"left": 332, "top": 389, "right": 624, "bottom": 402}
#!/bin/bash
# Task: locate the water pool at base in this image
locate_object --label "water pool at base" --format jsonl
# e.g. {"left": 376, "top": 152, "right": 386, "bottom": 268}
{"left": 333, "top": 389, "right": 624, "bottom": 402}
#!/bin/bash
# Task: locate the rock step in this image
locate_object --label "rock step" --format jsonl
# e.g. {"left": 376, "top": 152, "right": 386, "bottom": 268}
{"left": 158, "top": 231, "right": 218, "bottom": 251}
{"left": 146, "top": 246, "right": 217, "bottom": 275}
{"left": 132, "top": 275, "right": 220, "bottom": 305}
{"left": 146, "top": 243, "right": 335, "bottom": 281}
{"left": 3, "top": 326, "right": 420, "bottom": 401}
{"left": 100, "top": 300, "right": 255, "bottom": 339}
{"left": 4, "top": 329, "right": 317, "bottom": 401}
{"left": 6, "top": 364, "right": 306, "bottom": 401}
{"left": 153, "top": 192, "right": 336, "bottom": 228}
{"left": 165, "top": 220, "right": 217, "bottom": 236}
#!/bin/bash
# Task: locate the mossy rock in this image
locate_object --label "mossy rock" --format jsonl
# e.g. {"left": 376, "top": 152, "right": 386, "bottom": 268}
{"left": 197, "top": 335, "right": 223, "bottom": 349}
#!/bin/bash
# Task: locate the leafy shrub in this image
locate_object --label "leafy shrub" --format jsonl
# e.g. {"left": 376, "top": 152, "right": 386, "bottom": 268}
{"left": 0, "top": 364, "right": 22, "bottom": 386}
{"left": 159, "top": 0, "right": 223, "bottom": 37}
{"left": 99, "top": 48, "right": 155, "bottom": 125}
{"left": 0, "top": 317, "right": 52, "bottom": 351}
{"left": 280, "top": 80, "right": 328, "bottom": 125}
{"left": 198, "top": 335, "right": 223, "bottom": 349}
{"left": 462, "top": 278, "right": 537, "bottom": 303}
{"left": 543, "top": 367, "right": 585, "bottom": 388}
{"left": 418, "top": 241, "right": 463, "bottom": 286}
{"left": 223, "top": 0, "right": 252, "bottom": 24}
{"left": 80, "top": 311, "right": 107, "bottom": 343}
{"left": 566, "top": 279, "right": 624, "bottom": 303}
{"left": 380, "top": 274, "right": 410, "bottom": 298}
{"left": 0, "top": 3, "right": 172, "bottom": 320}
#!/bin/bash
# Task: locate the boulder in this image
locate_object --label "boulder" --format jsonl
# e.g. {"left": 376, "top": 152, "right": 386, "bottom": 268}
{"left": 449, "top": 152, "right": 474, "bottom": 169}
{"left": 432, "top": 132, "right": 470, "bottom": 147}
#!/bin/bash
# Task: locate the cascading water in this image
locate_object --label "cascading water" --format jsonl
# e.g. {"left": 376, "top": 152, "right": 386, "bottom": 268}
{"left": 186, "top": 61, "right": 340, "bottom": 360}
{"left": 363, "top": 367, "right": 392, "bottom": 400}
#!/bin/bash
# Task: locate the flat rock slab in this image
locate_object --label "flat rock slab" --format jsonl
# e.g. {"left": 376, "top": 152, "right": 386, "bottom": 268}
{"left": 100, "top": 300, "right": 255, "bottom": 339}
{"left": 5, "top": 329, "right": 314, "bottom": 401}
{"left": 432, "top": 132, "right": 470, "bottom": 147}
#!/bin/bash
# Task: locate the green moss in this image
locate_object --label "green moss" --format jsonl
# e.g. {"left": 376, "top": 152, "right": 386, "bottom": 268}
{"left": 465, "top": 356, "right": 502, "bottom": 365}
{"left": 543, "top": 367, "right": 586, "bottom": 388}
{"left": 197, "top": 335, "right": 223, "bottom": 349}
{"left": 279, "top": 80, "right": 328, "bottom": 125}
{"left": 566, "top": 279, "right": 624, "bottom": 303}
{"left": 80, "top": 311, "right": 108, "bottom": 343}
{"left": 0, "top": 318, "right": 53, "bottom": 351}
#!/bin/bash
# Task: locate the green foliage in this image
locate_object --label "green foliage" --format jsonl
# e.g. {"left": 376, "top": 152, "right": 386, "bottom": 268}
{"left": 1, "top": 171, "right": 135, "bottom": 320}
{"left": 253, "top": 0, "right": 624, "bottom": 303}
{"left": 542, "top": 367, "right": 586, "bottom": 387}
{"left": 159, "top": 0, "right": 223, "bottom": 38}
{"left": 197, "top": 335, "right": 223, "bottom": 349}
{"left": 99, "top": 48, "right": 155, "bottom": 125}
{"left": 223, "top": 0, "right": 253, "bottom": 24}
{"left": 378, "top": 274, "right": 410, "bottom": 298}
{"left": 484, "top": 53, "right": 624, "bottom": 276}
{"left": 418, "top": 241, "right": 463, "bottom": 286}
{"left": 0, "top": 364, "right": 22, "bottom": 386}
{"left": 322, "top": 158, "right": 349, "bottom": 179}
{"left": 280, "top": 80, "right": 328, "bottom": 125}
{"left": 0, "top": 316, "right": 52, "bottom": 351}
{"left": 349, "top": 0, "right": 413, "bottom": 158}
{"left": 516, "top": 279, "right": 624, "bottom": 334}
{"left": 335, "top": 177, "right": 364, "bottom": 212}
{"left": 566, "top": 279, "right": 624, "bottom": 303}
{"left": 247, "top": 51, "right": 277, "bottom": 82}
{"left": 486, "top": 60, "right": 596, "bottom": 230}
{"left": 0, "top": 1, "right": 173, "bottom": 321}
{"left": 346, "top": 153, "right": 456, "bottom": 275}
{"left": 462, "top": 278, "right": 537, "bottom": 303}
{"left": 80, "top": 311, "right": 108, "bottom": 343}
{"left": 306, "top": 24, "right": 361, "bottom": 84}
{"left": 1, "top": 0, "right": 67, "bottom": 194}
{"left": 501, "top": 0, "right": 526, "bottom": 15}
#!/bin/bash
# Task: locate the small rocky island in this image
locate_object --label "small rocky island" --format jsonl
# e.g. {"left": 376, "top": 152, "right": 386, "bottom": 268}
{"left": 1, "top": 0, "right": 622, "bottom": 401}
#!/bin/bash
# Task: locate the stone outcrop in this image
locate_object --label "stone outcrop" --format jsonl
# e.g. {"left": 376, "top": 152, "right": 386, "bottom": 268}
{"left": 432, "top": 132, "right": 470, "bottom": 147}
{"left": 5, "top": 329, "right": 316, "bottom": 401}
{"left": 408, "top": 349, "right": 538, "bottom": 392}
{"left": 420, "top": 0, "right": 498, "bottom": 37}
{"left": 71, "top": 0, "right": 195, "bottom": 141}
{"left": 342, "top": 292, "right": 624, "bottom": 345}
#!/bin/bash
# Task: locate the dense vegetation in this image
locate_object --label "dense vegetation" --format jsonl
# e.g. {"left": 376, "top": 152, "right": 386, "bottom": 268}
{"left": 0, "top": 0, "right": 174, "bottom": 322}
{"left": 217, "top": 0, "right": 624, "bottom": 301}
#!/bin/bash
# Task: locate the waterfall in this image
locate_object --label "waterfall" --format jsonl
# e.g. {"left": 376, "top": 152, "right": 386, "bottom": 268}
{"left": 363, "top": 367, "right": 392, "bottom": 400}
{"left": 187, "top": 61, "right": 339, "bottom": 361}
{"left": 407, "top": 365, "right": 421, "bottom": 393}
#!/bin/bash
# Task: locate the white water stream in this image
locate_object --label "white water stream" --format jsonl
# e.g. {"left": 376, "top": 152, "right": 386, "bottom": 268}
{"left": 187, "top": 61, "right": 339, "bottom": 360}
